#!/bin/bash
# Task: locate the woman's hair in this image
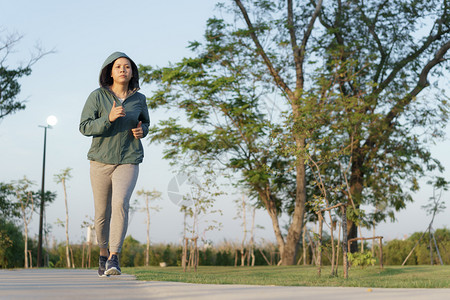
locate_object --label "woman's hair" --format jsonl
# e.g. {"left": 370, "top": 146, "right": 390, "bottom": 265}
{"left": 99, "top": 57, "right": 139, "bottom": 90}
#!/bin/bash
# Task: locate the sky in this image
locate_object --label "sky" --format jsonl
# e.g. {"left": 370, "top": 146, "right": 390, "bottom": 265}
{"left": 0, "top": 0, "right": 449, "bottom": 249}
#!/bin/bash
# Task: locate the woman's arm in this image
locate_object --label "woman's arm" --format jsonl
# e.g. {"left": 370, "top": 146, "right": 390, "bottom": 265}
{"left": 139, "top": 96, "right": 150, "bottom": 138}
{"left": 79, "top": 92, "right": 112, "bottom": 136}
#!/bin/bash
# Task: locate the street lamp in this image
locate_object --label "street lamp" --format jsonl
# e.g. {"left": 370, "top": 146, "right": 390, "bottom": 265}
{"left": 37, "top": 115, "right": 57, "bottom": 267}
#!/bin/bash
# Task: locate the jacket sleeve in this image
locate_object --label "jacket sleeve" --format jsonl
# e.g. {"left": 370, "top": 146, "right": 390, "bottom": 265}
{"left": 79, "top": 91, "right": 112, "bottom": 136}
{"left": 139, "top": 96, "right": 150, "bottom": 138}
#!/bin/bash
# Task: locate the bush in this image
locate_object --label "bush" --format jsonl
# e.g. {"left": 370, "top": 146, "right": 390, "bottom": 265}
{"left": 0, "top": 218, "right": 24, "bottom": 268}
{"left": 348, "top": 251, "right": 376, "bottom": 268}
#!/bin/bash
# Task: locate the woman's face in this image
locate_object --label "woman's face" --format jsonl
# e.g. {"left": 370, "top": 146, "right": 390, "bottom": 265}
{"left": 111, "top": 57, "right": 132, "bottom": 85}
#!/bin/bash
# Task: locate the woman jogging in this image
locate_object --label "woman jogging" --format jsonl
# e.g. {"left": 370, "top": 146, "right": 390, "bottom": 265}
{"left": 79, "top": 52, "right": 150, "bottom": 277}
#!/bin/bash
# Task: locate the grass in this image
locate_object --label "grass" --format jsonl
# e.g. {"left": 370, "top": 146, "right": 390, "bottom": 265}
{"left": 123, "top": 265, "right": 450, "bottom": 288}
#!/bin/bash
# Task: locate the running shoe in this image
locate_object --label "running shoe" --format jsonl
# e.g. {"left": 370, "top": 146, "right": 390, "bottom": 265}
{"left": 105, "top": 254, "right": 121, "bottom": 275}
{"left": 98, "top": 255, "right": 109, "bottom": 277}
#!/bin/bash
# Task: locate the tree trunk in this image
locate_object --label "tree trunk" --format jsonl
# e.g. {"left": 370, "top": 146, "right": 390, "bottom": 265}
{"left": 317, "top": 214, "right": 323, "bottom": 276}
{"left": 329, "top": 218, "right": 335, "bottom": 276}
{"left": 341, "top": 206, "right": 349, "bottom": 279}
{"left": 372, "top": 219, "right": 376, "bottom": 257}
{"left": 260, "top": 189, "right": 285, "bottom": 261}
{"left": 63, "top": 178, "right": 71, "bottom": 269}
{"left": 146, "top": 195, "right": 150, "bottom": 267}
{"left": 241, "top": 195, "right": 247, "bottom": 267}
{"left": 281, "top": 153, "right": 307, "bottom": 265}
{"left": 348, "top": 154, "right": 364, "bottom": 253}
{"left": 429, "top": 228, "right": 433, "bottom": 265}
{"left": 24, "top": 225, "right": 28, "bottom": 268}
{"left": 307, "top": 230, "right": 317, "bottom": 266}
{"left": 335, "top": 220, "right": 341, "bottom": 276}
{"left": 359, "top": 226, "right": 364, "bottom": 253}
{"left": 250, "top": 207, "right": 256, "bottom": 267}
{"left": 302, "top": 224, "right": 307, "bottom": 265}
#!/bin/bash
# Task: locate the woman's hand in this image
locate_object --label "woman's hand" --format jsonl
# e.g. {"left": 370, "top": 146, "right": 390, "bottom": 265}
{"left": 132, "top": 121, "right": 143, "bottom": 139}
{"left": 109, "top": 101, "right": 126, "bottom": 122}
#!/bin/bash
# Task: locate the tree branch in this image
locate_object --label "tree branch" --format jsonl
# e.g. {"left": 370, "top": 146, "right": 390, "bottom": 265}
{"left": 374, "top": 26, "right": 450, "bottom": 95}
{"left": 364, "top": 40, "right": 450, "bottom": 152}
{"left": 288, "top": 0, "right": 323, "bottom": 92}
{"left": 384, "top": 40, "right": 450, "bottom": 126}
{"left": 357, "top": 0, "right": 390, "bottom": 84}
{"left": 234, "top": 0, "right": 294, "bottom": 100}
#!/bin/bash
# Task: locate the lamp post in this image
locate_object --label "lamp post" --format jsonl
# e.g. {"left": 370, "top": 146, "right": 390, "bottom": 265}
{"left": 37, "top": 115, "right": 57, "bottom": 267}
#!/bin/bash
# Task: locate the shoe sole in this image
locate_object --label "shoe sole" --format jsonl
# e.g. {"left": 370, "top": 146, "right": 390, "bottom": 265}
{"left": 98, "top": 272, "right": 110, "bottom": 278}
{"left": 105, "top": 267, "right": 121, "bottom": 276}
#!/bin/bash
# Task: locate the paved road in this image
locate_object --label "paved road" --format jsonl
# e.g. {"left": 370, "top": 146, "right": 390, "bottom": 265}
{"left": 1, "top": 269, "right": 449, "bottom": 299}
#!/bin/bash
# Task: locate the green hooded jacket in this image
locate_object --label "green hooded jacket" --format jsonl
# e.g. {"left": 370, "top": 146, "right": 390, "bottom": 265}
{"left": 79, "top": 52, "right": 150, "bottom": 164}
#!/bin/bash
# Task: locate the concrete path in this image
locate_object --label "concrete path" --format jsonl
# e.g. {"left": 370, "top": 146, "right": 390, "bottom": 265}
{"left": 1, "top": 269, "right": 449, "bottom": 300}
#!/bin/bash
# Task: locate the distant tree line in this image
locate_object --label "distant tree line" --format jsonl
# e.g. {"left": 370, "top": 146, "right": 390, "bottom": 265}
{"left": 3, "top": 225, "right": 450, "bottom": 268}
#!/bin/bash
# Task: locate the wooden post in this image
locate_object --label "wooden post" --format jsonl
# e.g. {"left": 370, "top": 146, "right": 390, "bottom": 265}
{"left": 379, "top": 237, "right": 383, "bottom": 269}
{"left": 306, "top": 230, "right": 317, "bottom": 266}
{"left": 81, "top": 243, "right": 85, "bottom": 268}
{"left": 317, "top": 213, "right": 323, "bottom": 276}
{"left": 183, "top": 238, "right": 188, "bottom": 272}
{"left": 335, "top": 220, "right": 341, "bottom": 276}
{"left": 429, "top": 227, "right": 433, "bottom": 265}
{"left": 302, "top": 225, "right": 307, "bottom": 265}
{"left": 87, "top": 242, "right": 91, "bottom": 269}
{"left": 183, "top": 237, "right": 199, "bottom": 272}
{"left": 319, "top": 203, "right": 347, "bottom": 276}
{"left": 194, "top": 237, "right": 198, "bottom": 272}
{"left": 259, "top": 249, "right": 271, "bottom": 265}
{"left": 432, "top": 231, "right": 444, "bottom": 265}
{"left": 341, "top": 205, "right": 348, "bottom": 279}
{"left": 70, "top": 247, "right": 75, "bottom": 268}
{"left": 27, "top": 250, "right": 33, "bottom": 268}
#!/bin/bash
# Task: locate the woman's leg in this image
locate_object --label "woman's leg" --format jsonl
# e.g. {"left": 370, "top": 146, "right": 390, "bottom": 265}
{"left": 90, "top": 161, "right": 114, "bottom": 251}
{"left": 109, "top": 164, "right": 139, "bottom": 254}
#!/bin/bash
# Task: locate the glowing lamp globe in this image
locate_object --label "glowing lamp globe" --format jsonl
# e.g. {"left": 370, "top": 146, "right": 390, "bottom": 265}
{"left": 46, "top": 115, "right": 58, "bottom": 126}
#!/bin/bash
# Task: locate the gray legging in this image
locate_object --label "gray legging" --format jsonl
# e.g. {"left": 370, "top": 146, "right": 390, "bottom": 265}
{"left": 90, "top": 161, "right": 139, "bottom": 253}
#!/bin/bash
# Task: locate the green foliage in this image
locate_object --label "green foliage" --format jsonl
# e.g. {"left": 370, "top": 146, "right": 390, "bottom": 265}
{"left": 0, "top": 182, "right": 19, "bottom": 220}
{"left": 215, "top": 250, "right": 233, "bottom": 266}
{"left": 180, "top": 169, "right": 224, "bottom": 242}
{"left": 382, "top": 228, "right": 450, "bottom": 265}
{"left": 0, "top": 32, "right": 52, "bottom": 119}
{"left": 348, "top": 251, "right": 376, "bottom": 268}
{"left": 5, "top": 227, "right": 450, "bottom": 268}
{"left": 0, "top": 64, "right": 30, "bottom": 119}
{"left": 54, "top": 167, "right": 73, "bottom": 184}
{"left": 305, "top": 0, "right": 450, "bottom": 234}
{"left": 383, "top": 239, "right": 416, "bottom": 265}
{"left": 121, "top": 236, "right": 144, "bottom": 267}
{"left": 140, "top": 1, "right": 450, "bottom": 259}
{"left": 0, "top": 217, "right": 24, "bottom": 268}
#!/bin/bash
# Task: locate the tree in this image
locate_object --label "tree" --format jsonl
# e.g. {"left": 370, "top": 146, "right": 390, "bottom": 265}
{"left": 402, "top": 177, "right": 448, "bottom": 265}
{"left": 12, "top": 177, "right": 36, "bottom": 268}
{"left": 1, "top": 178, "right": 56, "bottom": 267}
{"left": 179, "top": 168, "right": 223, "bottom": 271}
{"left": 0, "top": 31, "right": 53, "bottom": 120}
{"left": 234, "top": 194, "right": 258, "bottom": 266}
{"left": 311, "top": 0, "right": 450, "bottom": 252}
{"left": 136, "top": 188, "right": 162, "bottom": 267}
{"left": 0, "top": 182, "right": 19, "bottom": 220}
{"left": 140, "top": 17, "right": 300, "bottom": 264}
{"left": 54, "top": 167, "right": 72, "bottom": 268}
{"left": 140, "top": 0, "right": 450, "bottom": 264}
{"left": 34, "top": 189, "right": 57, "bottom": 267}
{"left": 236, "top": 195, "right": 248, "bottom": 266}
{"left": 0, "top": 217, "right": 24, "bottom": 268}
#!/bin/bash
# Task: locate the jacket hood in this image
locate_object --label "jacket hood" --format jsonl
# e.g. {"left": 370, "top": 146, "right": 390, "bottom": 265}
{"left": 99, "top": 51, "right": 139, "bottom": 90}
